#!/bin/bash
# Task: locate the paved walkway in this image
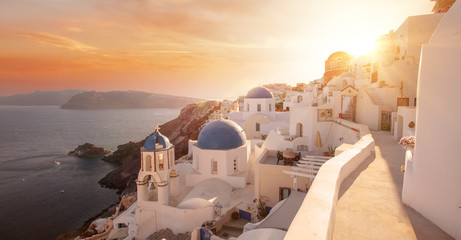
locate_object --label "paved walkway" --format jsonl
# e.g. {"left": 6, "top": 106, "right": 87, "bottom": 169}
{"left": 333, "top": 131, "right": 453, "bottom": 240}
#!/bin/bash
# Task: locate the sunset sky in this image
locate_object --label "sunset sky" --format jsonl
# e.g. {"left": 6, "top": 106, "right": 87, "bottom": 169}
{"left": 0, "top": 0, "right": 434, "bottom": 99}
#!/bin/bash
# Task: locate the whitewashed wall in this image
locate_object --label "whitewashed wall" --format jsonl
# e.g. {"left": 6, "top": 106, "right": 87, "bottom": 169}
{"left": 136, "top": 201, "right": 213, "bottom": 239}
{"left": 402, "top": 4, "right": 461, "bottom": 238}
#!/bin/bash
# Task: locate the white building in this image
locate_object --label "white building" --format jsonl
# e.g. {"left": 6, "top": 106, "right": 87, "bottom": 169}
{"left": 134, "top": 128, "right": 214, "bottom": 239}
{"left": 402, "top": 2, "right": 461, "bottom": 238}
{"left": 136, "top": 127, "right": 177, "bottom": 205}
{"left": 187, "top": 119, "right": 250, "bottom": 189}
{"left": 242, "top": 87, "right": 276, "bottom": 120}
{"left": 229, "top": 87, "right": 290, "bottom": 139}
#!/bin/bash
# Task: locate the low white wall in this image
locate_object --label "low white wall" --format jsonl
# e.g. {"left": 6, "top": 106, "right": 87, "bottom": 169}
{"left": 136, "top": 201, "right": 213, "bottom": 239}
{"left": 284, "top": 120, "right": 374, "bottom": 240}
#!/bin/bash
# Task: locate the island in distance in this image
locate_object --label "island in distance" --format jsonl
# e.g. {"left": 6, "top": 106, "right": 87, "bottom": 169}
{"left": 61, "top": 90, "right": 204, "bottom": 109}
{"left": 0, "top": 89, "right": 85, "bottom": 106}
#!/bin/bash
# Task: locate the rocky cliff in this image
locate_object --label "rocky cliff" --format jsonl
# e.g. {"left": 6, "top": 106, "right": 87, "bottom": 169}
{"left": 98, "top": 101, "right": 219, "bottom": 193}
{"left": 61, "top": 90, "right": 204, "bottom": 109}
{"left": 68, "top": 143, "right": 111, "bottom": 158}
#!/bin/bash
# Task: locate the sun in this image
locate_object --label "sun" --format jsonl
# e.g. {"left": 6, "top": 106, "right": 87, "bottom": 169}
{"left": 342, "top": 36, "right": 376, "bottom": 56}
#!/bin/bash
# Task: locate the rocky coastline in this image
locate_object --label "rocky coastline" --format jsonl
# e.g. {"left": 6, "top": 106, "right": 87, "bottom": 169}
{"left": 98, "top": 100, "right": 218, "bottom": 194}
{"left": 68, "top": 143, "right": 111, "bottom": 158}
{"left": 56, "top": 101, "right": 218, "bottom": 240}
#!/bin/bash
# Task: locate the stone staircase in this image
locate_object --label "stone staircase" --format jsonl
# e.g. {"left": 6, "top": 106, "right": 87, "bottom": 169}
{"left": 365, "top": 88, "right": 385, "bottom": 105}
{"left": 216, "top": 218, "right": 249, "bottom": 239}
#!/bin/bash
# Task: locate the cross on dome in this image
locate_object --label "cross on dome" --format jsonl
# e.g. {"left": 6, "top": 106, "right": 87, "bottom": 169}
{"left": 155, "top": 125, "right": 161, "bottom": 132}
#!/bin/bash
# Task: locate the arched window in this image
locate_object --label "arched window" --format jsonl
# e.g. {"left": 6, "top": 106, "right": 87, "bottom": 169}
{"left": 297, "top": 95, "right": 303, "bottom": 103}
{"left": 296, "top": 123, "right": 303, "bottom": 137}
{"left": 158, "top": 153, "right": 164, "bottom": 170}
{"left": 256, "top": 123, "right": 260, "bottom": 132}
{"left": 145, "top": 155, "right": 152, "bottom": 171}
{"left": 211, "top": 159, "right": 218, "bottom": 174}
{"left": 269, "top": 104, "right": 272, "bottom": 111}
{"left": 330, "top": 61, "right": 336, "bottom": 69}
{"left": 257, "top": 104, "right": 261, "bottom": 112}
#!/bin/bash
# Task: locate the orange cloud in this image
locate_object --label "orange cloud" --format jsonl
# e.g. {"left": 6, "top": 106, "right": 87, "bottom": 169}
{"left": 64, "top": 26, "right": 84, "bottom": 32}
{"left": 16, "top": 32, "right": 97, "bottom": 52}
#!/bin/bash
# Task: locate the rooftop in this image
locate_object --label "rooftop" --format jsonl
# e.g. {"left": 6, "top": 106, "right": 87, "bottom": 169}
{"left": 197, "top": 119, "right": 247, "bottom": 150}
{"left": 246, "top": 87, "right": 274, "bottom": 99}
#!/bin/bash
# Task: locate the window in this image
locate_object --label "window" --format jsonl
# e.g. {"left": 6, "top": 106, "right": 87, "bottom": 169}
{"left": 196, "top": 156, "right": 200, "bottom": 170}
{"left": 211, "top": 160, "right": 218, "bottom": 174}
{"left": 297, "top": 95, "right": 303, "bottom": 103}
{"left": 158, "top": 153, "right": 164, "bottom": 170}
{"left": 255, "top": 123, "right": 260, "bottom": 132}
{"left": 330, "top": 61, "right": 336, "bottom": 69}
{"left": 279, "top": 187, "right": 291, "bottom": 200}
{"left": 247, "top": 104, "right": 250, "bottom": 111}
{"left": 145, "top": 155, "right": 152, "bottom": 171}
{"left": 233, "top": 158, "right": 238, "bottom": 172}
{"left": 257, "top": 104, "right": 261, "bottom": 112}
{"left": 269, "top": 104, "right": 272, "bottom": 111}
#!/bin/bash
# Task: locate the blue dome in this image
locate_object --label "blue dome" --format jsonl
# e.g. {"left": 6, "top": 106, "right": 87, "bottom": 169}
{"left": 246, "top": 87, "right": 273, "bottom": 99}
{"left": 144, "top": 130, "right": 171, "bottom": 151}
{"left": 197, "top": 119, "right": 247, "bottom": 150}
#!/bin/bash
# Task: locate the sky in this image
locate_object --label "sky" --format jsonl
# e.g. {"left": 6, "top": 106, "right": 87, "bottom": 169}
{"left": 0, "top": 0, "right": 434, "bottom": 99}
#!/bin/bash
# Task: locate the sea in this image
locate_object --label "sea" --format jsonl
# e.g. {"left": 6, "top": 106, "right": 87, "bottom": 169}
{"left": 0, "top": 106, "right": 180, "bottom": 240}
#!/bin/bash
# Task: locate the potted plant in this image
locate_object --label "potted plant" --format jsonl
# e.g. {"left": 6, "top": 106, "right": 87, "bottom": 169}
{"left": 399, "top": 136, "right": 415, "bottom": 154}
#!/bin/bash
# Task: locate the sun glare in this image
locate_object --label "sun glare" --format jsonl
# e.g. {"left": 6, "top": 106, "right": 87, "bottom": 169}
{"left": 343, "top": 36, "right": 376, "bottom": 56}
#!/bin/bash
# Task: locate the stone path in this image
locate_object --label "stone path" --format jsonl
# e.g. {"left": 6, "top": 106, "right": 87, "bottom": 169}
{"left": 333, "top": 131, "right": 453, "bottom": 240}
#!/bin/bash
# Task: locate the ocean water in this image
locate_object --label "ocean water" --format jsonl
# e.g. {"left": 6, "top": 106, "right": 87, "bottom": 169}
{"left": 0, "top": 106, "right": 180, "bottom": 240}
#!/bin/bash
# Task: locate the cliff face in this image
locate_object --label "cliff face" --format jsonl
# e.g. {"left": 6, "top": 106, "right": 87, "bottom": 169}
{"left": 61, "top": 91, "right": 204, "bottom": 109}
{"left": 98, "top": 101, "right": 218, "bottom": 193}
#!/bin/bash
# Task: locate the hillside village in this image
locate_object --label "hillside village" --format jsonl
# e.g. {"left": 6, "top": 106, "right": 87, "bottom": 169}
{"left": 76, "top": 1, "right": 460, "bottom": 240}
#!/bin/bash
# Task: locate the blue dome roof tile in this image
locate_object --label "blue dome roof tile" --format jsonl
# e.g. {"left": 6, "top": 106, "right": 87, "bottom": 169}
{"left": 144, "top": 130, "right": 171, "bottom": 151}
{"left": 246, "top": 87, "right": 273, "bottom": 99}
{"left": 197, "top": 119, "right": 246, "bottom": 150}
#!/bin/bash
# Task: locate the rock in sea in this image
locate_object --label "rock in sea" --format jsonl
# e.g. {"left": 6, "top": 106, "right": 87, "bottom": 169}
{"left": 68, "top": 143, "right": 111, "bottom": 158}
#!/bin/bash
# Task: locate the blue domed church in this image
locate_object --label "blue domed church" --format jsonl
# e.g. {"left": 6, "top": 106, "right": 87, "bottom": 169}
{"left": 186, "top": 119, "right": 250, "bottom": 188}
{"left": 242, "top": 87, "right": 276, "bottom": 121}
{"left": 229, "top": 86, "right": 290, "bottom": 139}
{"left": 136, "top": 126, "right": 178, "bottom": 206}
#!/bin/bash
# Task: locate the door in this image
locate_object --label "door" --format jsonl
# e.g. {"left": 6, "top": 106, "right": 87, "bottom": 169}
{"left": 381, "top": 111, "right": 392, "bottom": 131}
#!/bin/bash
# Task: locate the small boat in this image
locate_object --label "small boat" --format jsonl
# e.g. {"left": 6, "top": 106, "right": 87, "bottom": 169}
{"left": 55, "top": 161, "right": 61, "bottom": 166}
{"left": 60, "top": 190, "right": 65, "bottom": 193}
